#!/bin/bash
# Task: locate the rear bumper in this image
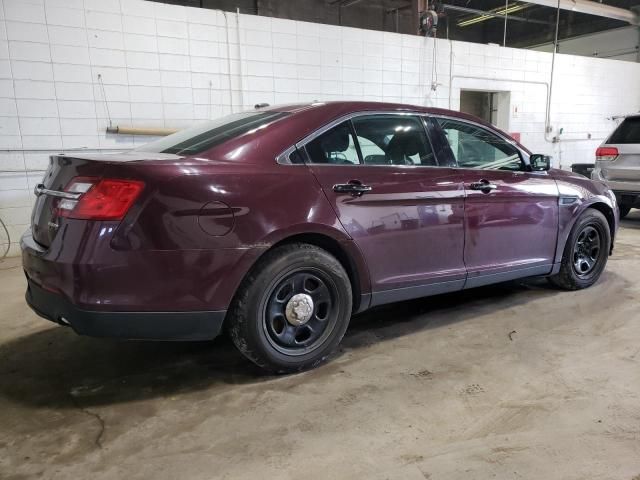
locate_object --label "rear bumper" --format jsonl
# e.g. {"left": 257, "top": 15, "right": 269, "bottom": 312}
{"left": 21, "top": 224, "right": 264, "bottom": 312}
{"left": 20, "top": 223, "right": 261, "bottom": 341}
{"left": 592, "top": 170, "right": 640, "bottom": 195}
{"left": 591, "top": 170, "right": 640, "bottom": 206}
{"left": 26, "top": 278, "right": 225, "bottom": 341}
{"left": 612, "top": 190, "right": 640, "bottom": 207}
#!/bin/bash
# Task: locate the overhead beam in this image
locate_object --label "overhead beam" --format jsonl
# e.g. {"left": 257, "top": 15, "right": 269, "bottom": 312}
{"left": 522, "top": 0, "right": 639, "bottom": 26}
{"left": 328, "top": 0, "right": 364, "bottom": 7}
{"left": 442, "top": 4, "right": 554, "bottom": 26}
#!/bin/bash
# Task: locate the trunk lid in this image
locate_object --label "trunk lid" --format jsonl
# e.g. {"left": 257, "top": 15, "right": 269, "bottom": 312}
{"left": 31, "top": 152, "right": 181, "bottom": 248}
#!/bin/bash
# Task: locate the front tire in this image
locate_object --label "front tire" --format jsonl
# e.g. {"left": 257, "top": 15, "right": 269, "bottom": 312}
{"left": 228, "top": 243, "right": 352, "bottom": 373}
{"left": 548, "top": 209, "right": 610, "bottom": 290}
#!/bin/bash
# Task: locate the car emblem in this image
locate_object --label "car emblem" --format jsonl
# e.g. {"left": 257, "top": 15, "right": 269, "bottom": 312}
{"left": 47, "top": 221, "right": 59, "bottom": 230}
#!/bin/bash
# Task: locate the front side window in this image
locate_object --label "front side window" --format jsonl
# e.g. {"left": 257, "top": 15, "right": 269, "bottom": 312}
{"left": 352, "top": 115, "right": 436, "bottom": 166}
{"left": 136, "top": 111, "right": 289, "bottom": 155}
{"left": 305, "top": 122, "right": 360, "bottom": 165}
{"left": 436, "top": 118, "right": 522, "bottom": 171}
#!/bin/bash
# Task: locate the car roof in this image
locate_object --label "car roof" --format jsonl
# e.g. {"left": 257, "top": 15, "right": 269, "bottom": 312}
{"left": 267, "top": 100, "right": 520, "bottom": 142}
{"left": 208, "top": 101, "right": 529, "bottom": 163}
{"left": 262, "top": 100, "right": 495, "bottom": 125}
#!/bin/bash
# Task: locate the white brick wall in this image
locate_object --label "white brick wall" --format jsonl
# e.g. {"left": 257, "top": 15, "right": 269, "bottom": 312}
{"left": 1, "top": 0, "right": 640, "bottom": 257}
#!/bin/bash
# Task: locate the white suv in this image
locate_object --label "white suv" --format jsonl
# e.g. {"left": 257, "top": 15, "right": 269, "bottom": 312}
{"left": 592, "top": 114, "right": 640, "bottom": 218}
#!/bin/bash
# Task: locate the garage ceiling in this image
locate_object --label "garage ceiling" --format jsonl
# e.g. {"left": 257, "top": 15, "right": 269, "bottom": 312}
{"left": 150, "top": 0, "right": 638, "bottom": 48}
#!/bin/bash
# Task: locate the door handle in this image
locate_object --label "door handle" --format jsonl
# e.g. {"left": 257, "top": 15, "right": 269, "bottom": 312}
{"left": 469, "top": 179, "right": 498, "bottom": 193}
{"left": 333, "top": 181, "right": 372, "bottom": 196}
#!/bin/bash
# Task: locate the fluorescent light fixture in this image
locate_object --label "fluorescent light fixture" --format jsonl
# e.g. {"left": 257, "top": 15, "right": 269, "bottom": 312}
{"left": 457, "top": 3, "right": 529, "bottom": 27}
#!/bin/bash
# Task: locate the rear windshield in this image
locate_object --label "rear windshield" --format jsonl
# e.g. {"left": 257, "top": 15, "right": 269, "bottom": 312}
{"left": 608, "top": 116, "right": 640, "bottom": 144}
{"left": 135, "top": 111, "right": 289, "bottom": 155}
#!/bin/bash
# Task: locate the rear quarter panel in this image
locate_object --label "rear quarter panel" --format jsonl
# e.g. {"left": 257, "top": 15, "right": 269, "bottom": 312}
{"left": 114, "top": 160, "right": 372, "bottom": 309}
{"left": 117, "top": 162, "right": 345, "bottom": 249}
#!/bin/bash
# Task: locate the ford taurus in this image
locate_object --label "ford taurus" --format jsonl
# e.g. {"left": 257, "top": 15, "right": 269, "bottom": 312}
{"left": 22, "top": 101, "right": 618, "bottom": 372}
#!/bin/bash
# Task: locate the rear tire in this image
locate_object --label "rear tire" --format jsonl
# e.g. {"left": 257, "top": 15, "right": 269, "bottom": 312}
{"left": 228, "top": 243, "right": 352, "bottom": 374}
{"left": 548, "top": 209, "right": 610, "bottom": 290}
{"left": 619, "top": 205, "right": 631, "bottom": 219}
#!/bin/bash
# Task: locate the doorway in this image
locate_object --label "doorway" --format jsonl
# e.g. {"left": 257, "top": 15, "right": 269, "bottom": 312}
{"left": 459, "top": 90, "right": 510, "bottom": 131}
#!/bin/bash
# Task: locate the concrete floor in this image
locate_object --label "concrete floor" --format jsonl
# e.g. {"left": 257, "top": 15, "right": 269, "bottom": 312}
{"left": 2, "top": 216, "right": 640, "bottom": 480}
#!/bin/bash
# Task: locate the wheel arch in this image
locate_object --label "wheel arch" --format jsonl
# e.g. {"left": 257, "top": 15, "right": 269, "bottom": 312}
{"left": 586, "top": 201, "right": 616, "bottom": 253}
{"left": 230, "top": 228, "right": 372, "bottom": 316}
{"left": 555, "top": 197, "right": 617, "bottom": 264}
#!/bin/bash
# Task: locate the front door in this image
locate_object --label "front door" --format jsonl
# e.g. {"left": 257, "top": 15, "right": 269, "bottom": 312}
{"left": 432, "top": 116, "right": 559, "bottom": 287}
{"left": 300, "top": 114, "right": 467, "bottom": 306}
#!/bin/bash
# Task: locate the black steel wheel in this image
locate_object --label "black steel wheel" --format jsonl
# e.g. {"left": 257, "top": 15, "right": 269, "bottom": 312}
{"left": 228, "top": 243, "right": 352, "bottom": 373}
{"left": 572, "top": 225, "right": 601, "bottom": 277}
{"left": 549, "top": 209, "right": 610, "bottom": 290}
{"left": 263, "top": 269, "right": 338, "bottom": 355}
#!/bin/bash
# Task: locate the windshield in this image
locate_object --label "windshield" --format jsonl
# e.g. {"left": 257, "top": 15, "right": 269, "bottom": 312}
{"left": 135, "top": 111, "right": 290, "bottom": 155}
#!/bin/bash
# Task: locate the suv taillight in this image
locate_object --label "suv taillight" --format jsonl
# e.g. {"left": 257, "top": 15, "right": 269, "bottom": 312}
{"left": 57, "top": 177, "right": 145, "bottom": 220}
{"left": 596, "top": 147, "right": 619, "bottom": 162}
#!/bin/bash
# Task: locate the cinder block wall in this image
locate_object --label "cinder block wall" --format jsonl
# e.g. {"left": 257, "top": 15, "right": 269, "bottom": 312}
{"left": 1, "top": 0, "right": 640, "bottom": 257}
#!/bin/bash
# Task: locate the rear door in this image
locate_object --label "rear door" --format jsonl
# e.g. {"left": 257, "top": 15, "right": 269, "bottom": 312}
{"left": 431, "top": 116, "right": 559, "bottom": 287}
{"left": 300, "top": 113, "right": 467, "bottom": 306}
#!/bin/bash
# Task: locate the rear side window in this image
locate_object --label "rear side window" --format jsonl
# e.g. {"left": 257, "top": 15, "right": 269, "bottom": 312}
{"left": 608, "top": 117, "right": 640, "bottom": 144}
{"left": 304, "top": 114, "right": 436, "bottom": 166}
{"left": 135, "top": 111, "right": 289, "bottom": 155}
{"left": 305, "top": 122, "right": 360, "bottom": 165}
{"left": 352, "top": 115, "right": 436, "bottom": 166}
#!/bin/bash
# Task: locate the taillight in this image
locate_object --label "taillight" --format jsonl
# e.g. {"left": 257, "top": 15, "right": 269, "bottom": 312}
{"left": 596, "top": 147, "right": 619, "bottom": 162}
{"left": 57, "top": 177, "right": 145, "bottom": 220}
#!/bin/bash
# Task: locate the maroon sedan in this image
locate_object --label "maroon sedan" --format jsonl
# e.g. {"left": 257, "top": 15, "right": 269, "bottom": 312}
{"left": 22, "top": 101, "right": 618, "bottom": 372}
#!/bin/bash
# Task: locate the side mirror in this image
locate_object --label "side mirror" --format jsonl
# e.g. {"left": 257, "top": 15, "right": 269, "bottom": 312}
{"left": 529, "top": 154, "right": 552, "bottom": 172}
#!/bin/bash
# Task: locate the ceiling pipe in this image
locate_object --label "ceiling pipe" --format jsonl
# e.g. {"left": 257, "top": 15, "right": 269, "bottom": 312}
{"left": 522, "top": 0, "right": 639, "bottom": 25}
